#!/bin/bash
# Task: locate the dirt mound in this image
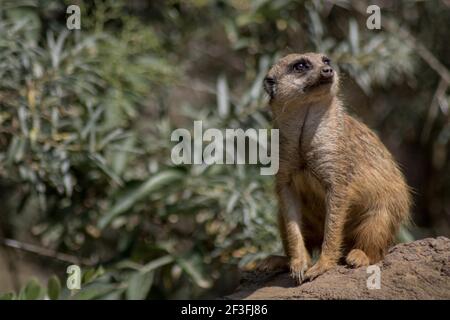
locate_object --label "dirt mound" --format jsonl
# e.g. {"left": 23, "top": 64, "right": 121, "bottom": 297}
{"left": 227, "top": 237, "right": 450, "bottom": 300}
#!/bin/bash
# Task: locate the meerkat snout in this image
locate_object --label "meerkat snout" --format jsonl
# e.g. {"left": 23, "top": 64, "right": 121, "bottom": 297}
{"left": 320, "top": 65, "right": 334, "bottom": 79}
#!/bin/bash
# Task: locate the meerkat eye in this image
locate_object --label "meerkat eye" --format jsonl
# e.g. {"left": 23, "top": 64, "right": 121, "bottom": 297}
{"left": 292, "top": 59, "right": 309, "bottom": 72}
{"left": 323, "top": 57, "right": 331, "bottom": 65}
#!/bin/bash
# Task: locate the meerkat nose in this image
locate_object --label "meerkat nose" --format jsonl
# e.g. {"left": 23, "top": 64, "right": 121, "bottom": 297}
{"left": 320, "top": 67, "right": 334, "bottom": 78}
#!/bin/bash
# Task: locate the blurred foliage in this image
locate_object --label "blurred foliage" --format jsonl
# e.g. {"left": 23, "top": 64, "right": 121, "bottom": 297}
{"left": 0, "top": 0, "right": 449, "bottom": 299}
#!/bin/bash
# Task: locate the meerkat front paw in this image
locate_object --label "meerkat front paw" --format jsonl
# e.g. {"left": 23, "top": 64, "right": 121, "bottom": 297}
{"left": 289, "top": 257, "right": 309, "bottom": 284}
{"left": 304, "top": 258, "right": 336, "bottom": 282}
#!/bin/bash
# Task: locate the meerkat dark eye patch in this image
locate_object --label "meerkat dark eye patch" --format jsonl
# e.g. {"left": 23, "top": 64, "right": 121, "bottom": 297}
{"left": 291, "top": 59, "right": 310, "bottom": 73}
{"left": 322, "top": 57, "right": 331, "bottom": 65}
{"left": 263, "top": 77, "right": 277, "bottom": 98}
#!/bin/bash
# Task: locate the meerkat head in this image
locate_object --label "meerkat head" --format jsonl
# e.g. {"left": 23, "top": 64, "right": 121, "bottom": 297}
{"left": 263, "top": 52, "right": 339, "bottom": 107}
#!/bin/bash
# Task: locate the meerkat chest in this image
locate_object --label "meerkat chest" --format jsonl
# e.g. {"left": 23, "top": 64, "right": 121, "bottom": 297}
{"left": 292, "top": 169, "right": 327, "bottom": 205}
{"left": 278, "top": 111, "right": 337, "bottom": 170}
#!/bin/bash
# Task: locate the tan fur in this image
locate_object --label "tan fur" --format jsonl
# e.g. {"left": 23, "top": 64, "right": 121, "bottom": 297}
{"left": 260, "top": 53, "right": 411, "bottom": 283}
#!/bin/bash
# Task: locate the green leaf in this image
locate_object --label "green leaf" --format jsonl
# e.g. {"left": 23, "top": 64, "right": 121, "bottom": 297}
{"left": 0, "top": 292, "right": 15, "bottom": 300}
{"left": 397, "top": 225, "right": 415, "bottom": 243}
{"left": 125, "top": 255, "right": 174, "bottom": 299}
{"left": 140, "top": 255, "right": 174, "bottom": 273}
{"left": 6, "top": 8, "right": 41, "bottom": 43}
{"left": 111, "top": 136, "right": 135, "bottom": 175}
{"left": 82, "top": 267, "right": 105, "bottom": 285}
{"left": 6, "top": 136, "right": 26, "bottom": 163}
{"left": 21, "top": 278, "right": 43, "bottom": 300}
{"left": 89, "top": 153, "right": 124, "bottom": 186}
{"left": 47, "top": 276, "right": 61, "bottom": 300}
{"left": 126, "top": 271, "right": 154, "bottom": 300}
{"left": 98, "top": 170, "right": 184, "bottom": 229}
{"left": 177, "top": 256, "right": 212, "bottom": 289}
{"left": 72, "top": 283, "right": 117, "bottom": 300}
{"left": 349, "top": 19, "right": 360, "bottom": 54}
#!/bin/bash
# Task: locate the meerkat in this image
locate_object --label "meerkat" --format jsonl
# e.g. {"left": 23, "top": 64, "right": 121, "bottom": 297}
{"left": 258, "top": 53, "right": 411, "bottom": 284}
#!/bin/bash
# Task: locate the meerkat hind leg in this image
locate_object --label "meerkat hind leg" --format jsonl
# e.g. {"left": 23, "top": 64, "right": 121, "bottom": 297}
{"left": 346, "top": 207, "right": 396, "bottom": 267}
{"left": 345, "top": 249, "right": 370, "bottom": 268}
{"left": 255, "top": 255, "right": 289, "bottom": 272}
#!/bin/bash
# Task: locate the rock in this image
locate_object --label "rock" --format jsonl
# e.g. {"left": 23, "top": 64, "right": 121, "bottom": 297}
{"left": 226, "top": 237, "right": 450, "bottom": 300}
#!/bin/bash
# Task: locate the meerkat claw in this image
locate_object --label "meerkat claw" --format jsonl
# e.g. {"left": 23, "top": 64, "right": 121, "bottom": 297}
{"left": 289, "top": 258, "right": 308, "bottom": 285}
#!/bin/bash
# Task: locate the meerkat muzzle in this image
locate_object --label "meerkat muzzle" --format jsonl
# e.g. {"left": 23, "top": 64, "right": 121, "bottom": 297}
{"left": 318, "top": 66, "right": 334, "bottom": 85}
{"left": 320, "top": 66, "right": 334, "bottom": 78}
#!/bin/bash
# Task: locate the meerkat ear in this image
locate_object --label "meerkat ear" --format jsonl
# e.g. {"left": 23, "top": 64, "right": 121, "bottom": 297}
{"left": 263, "top": 77, "right": 276, "bottom": 99}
